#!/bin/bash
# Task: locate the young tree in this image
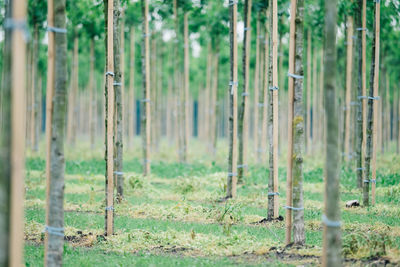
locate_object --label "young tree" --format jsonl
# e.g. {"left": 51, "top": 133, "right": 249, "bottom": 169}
{"left": 291, "top": 0, "right": 305, "bottom": 245}
{"left": 104, "top": 0, "right": 115, "bottom": 235}
{"left": 344, "top": 14, "right": 354, "bottom": 162}
{"left": 322, "top": 0, "right": 341, "bottom": 265}
{"left": 237, "top": 0, "right": 252, "bottom": 182}
{"left": 113, "top": 0, "right": 124, "bottom": 201}
{"left": 44, "top": 0, "right": 68, "bottom": 265}
{"left": 226, "top": 0, "right": 238, "bottom": 199}
{"left": 270, "top": 0, "right": 279, "bottom": 219}
{"left": 355, "top": 0, "right": 363, "bottom": 189}
{"left": 285, "top": 0, "right": 296, "bottom": 245}
{"left": 1, "top": 0, "right": 27, "bottom": 265}
{"left": 141, "top": 0, "right": 151, "bottom": 175}
{"left": 364, "top": 0, "right": 380, "bottom": 207}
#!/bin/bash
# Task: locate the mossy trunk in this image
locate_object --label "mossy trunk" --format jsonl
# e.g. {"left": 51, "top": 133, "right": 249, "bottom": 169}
{"left": 292, "top": 0, "right": 305, "bottom": 245}
{"left": 45, "top": 0, "right": 67, "bottom": 265}
{"left": 322, "top": 0, "right": 341, "bottom": 266}
{"left": 0, "top": 1, "right": 12, "bottom": 265}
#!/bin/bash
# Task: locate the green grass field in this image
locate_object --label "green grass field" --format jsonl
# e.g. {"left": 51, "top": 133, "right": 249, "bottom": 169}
{"left": 24, "top": 139, "right": 400, "bottom": 266}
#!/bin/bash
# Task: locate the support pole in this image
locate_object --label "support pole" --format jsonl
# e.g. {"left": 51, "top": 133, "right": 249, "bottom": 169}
{"left": 285, "top": 0, "right": 296, "bottom": 245}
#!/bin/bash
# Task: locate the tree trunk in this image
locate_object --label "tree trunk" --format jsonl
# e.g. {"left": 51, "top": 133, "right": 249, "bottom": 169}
{"left": 182, "top": 12, "right": 189, "bottom": 162}
{"left": 113, "top": 0, "right": 123, "bottom": 202}
{"left": 67, "top": 36, "right": 78, "bottom": 146}
{"left": 253, "top": 14, "right": 260, "bottom": 158}
{"left": 322, "top": 0, "right": 341, "bottom": 266}
{"left": 355, "top": 0, "right": 363, "bottom": 189}
{"left": 306, "top": 31, "right": 311, "bottom": 154}
{"left": 344, "top": 16, "right": 354, "bottom": 162}
{"left": 292, "top": 0, "right": 305, "bottom": 245}
{"left": 89, "top": 38, "right": 96, "bottom": 149}
{"left": 285, "top": 0, "right": 296, "bottom": 245}
{"left": 226, "top": 0, "right": 238, "bottom": 199}
{"left": 45, "top": 0, "right": 68, "bottom": 265}
{"left": 210, "top": 48, "right": 219, "bottom": 156}
{"left": 141, "top": 0, "right": 151, "bottom": 175}
{"left": 364, "top": 0, "right": 380, "bottom": 207}
{"left": 30, "top": 24, "right": 40, "bottom": 152}
{"left": 104, "top": 0, "right": 115, "bottom": 236}
{"left": 128, "top": 26, "right": 135, "bottom": 147}
{"left": 361, "top": 0, "right": 367, "bottom": 163}
{"left": 238, "top": 0, "right": 252, "bottom": 182}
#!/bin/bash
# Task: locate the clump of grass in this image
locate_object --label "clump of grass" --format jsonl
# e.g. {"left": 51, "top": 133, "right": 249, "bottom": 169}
{"left": 174, "top": 178, "right": 198, "bottom": 195}
{"left": 342, "top": 228, "right": 394, "bottom": 259}
{"left": 384, "top": 184, "right": 400, "bottom": 204}
{"left": 128, "top": 175, "right": 144, "bottom": 191}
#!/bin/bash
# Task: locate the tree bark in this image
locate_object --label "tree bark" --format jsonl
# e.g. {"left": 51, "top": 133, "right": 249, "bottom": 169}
{"left": 89, "top": 38, "right": 96, "bottom": 149}
{"left": 355, "top": 0, "right": 363, "bottom": 189}
{"left": 104, "top": 0, "right": 115, "bottom": 236}
{"left": 128, "top": 26, "right": 135, "bottom": 147}
{"left": 238, "top": 0, "right": 252, "bottom": 182}
{"left": 113, "top": 0, "right": 123, "bottom": 202}
{"left": 45, "top": 0, "right": 67, "bottom": 265}
{"left": 306, "top": 31, "right": 311, "bottom": 154}
{"left": 322, "top": 0, "right": 341, "bottom": 265}
{"left": 226, "top": 0, "right": 238, "bottom": 199}
{"left": 292, "top": 0, "right": 305, "bottom": 245}
{"left": 141, "top": 0, "right": 151, "bottom": 175}
{"left": 253, "top": 14, "right": 260, "bottom": 158}
{"left": 344, "top": 16, "right": 354, "bottom": 162}
{"left": 30, "top": 24, "right": 39, "bottom": 152}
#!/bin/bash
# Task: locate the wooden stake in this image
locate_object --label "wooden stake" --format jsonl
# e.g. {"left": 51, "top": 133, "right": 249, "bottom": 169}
{"left": 286, "top": 0, "right": 296, "bottom": 245}
{"left": 272, "top": 0, "right": 279, "bottom": 218}
{"left": 44, "top": 0, "right": 54, "bottom": 261}
{"left": 371, "top": 0, "right": 380, "bottom": 205}
{"left": 227, "top": 0, "right": 238, "bottom": 199}
{"left": 253, "top": 15, "right": 260, "bottom": 156}
{"left": 106, "top": 0, "right": 115, "bottom": 236}
{"left": 10, "top": 0, "right": 27, "bottom": 265}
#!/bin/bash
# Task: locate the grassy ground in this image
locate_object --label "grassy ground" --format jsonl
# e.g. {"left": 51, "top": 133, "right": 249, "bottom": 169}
{"left": 24, "top": 139, "right": 400, "bottom": 266}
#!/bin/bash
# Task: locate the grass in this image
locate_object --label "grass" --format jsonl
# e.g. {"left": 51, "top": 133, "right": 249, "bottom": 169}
{"left": 24, "top": 139, "right": 400, "bottom": 266}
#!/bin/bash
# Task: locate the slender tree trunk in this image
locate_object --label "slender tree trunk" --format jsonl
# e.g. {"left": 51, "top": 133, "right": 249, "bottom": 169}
{"left": 141, "top": 0, "right": 151, "bottom": 175}
{"left": 238, "top": 0, "right": 252, "bottom": 182}
{"left": 104, "top": 0, "right": 115, "bottom": 236}
{"left": 361, "top": 0, "right": 367, "bottom": 163}
{"left": 253, "top": 14, "right": 260, "bottom": 157}
{"left": 306, "top": 31, "right": 311, "bottom": 154}
{"left": 30, "top": 24, "right": 39, "bottom": 152}
{"left": 113, "top": 0, "right": 123, "bottom": 202}
{"left": 1, "top": 0, "right": 27, "bottom": 265}
{"left": 355, "top": 1, "right": 363, "bottom": 189}
{"left": 183, "top": 12, "right": 189, "bottom": 161}
{"left": 292, "top": 0, "right": 305, "bottom": 245}
{"left": 128, "top": 26, "right": 135, "bottom": 147}
{"left": 67, "top": 37, "right": 78, "bottom": 146}
{"left": 210, "top": 48, "right": 219, "bottom": 156}
{"left": 364, "top": 0, "right": 380, "bottom": 207}
{"left": 45, "top": 0, "right": 67, "bottom": 265}
{"left": 285, "top": 0, "right": 296, "bottom": 245}
{"left": 322, "top": 0, "right": 341, "bottom": 265}
{"left": 344, "top": 16, "right": 354, "bottom": 161}
{"left": 226, "top": 0, "right": 238, "bottom": 199}
{"left": 89, "top": 38, "right": 96, "bottom": 149}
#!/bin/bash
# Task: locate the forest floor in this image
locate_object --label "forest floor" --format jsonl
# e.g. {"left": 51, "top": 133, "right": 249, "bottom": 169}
{"left": 23, "top": 139, "right": 400, "bottom": 266}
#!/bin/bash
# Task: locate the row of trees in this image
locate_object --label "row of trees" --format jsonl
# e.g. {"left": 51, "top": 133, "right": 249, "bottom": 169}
{"left": 0, "top": 0, "right": 397, "bottom": 266}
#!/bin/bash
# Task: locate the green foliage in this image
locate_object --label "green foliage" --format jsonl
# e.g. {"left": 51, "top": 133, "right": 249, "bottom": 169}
{"left": 384, "top": 184, "right": 400, "bottom": 204}
{"left": 128, "top": 175, "right": 144, "bottom": 191}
